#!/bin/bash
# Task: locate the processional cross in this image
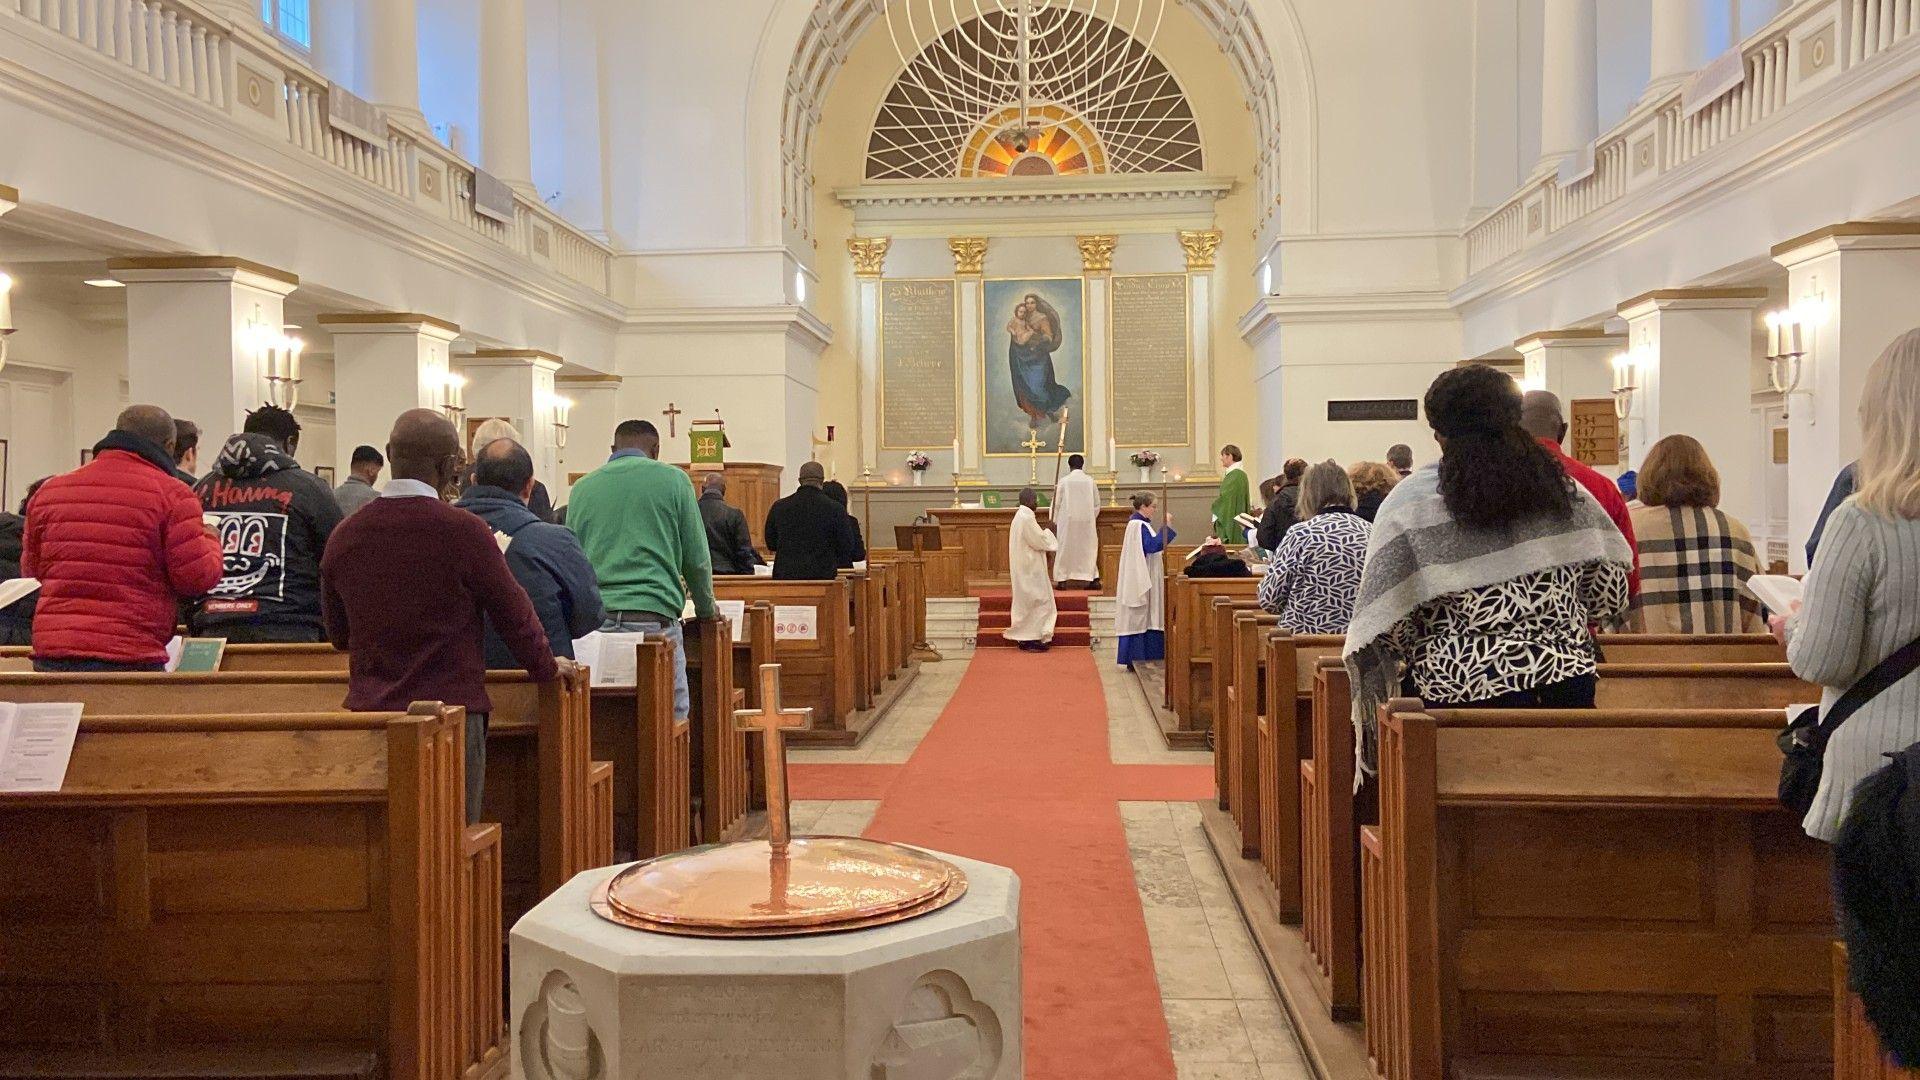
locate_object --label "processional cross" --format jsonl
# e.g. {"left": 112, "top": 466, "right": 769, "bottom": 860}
{"left": 1022, "top": 429, "right": 1046, "bottom": 484}
{"left": 661, "top": 401, "right": 683, "bottom": 437}
{"left": 734, "top": 663, "right": 814, "bottom": 858}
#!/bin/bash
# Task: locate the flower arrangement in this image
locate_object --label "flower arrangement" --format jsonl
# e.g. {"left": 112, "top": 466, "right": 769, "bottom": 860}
{"left": 905, "top": 451, "right": 933, "bottom": 472}
{"left": 1129, "top": 449, "right": 1160, "bottom": 468}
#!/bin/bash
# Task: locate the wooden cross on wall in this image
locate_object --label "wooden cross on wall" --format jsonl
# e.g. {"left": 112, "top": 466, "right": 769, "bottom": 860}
{"left": 662, "top": 402, "right": 683, "bottom": 437}
{"left": 734, "top": 664, "right": 813, "bottom": 858}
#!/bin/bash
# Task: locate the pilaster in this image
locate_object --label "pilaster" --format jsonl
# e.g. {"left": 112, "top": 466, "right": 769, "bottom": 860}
{"left": 1179, "top": 229, "right": 1221, "bottom": 478}
{"left": 851, "top": 236, "right": 890, "bottom": 479}
{"left": 316, "top": 312, "right": 462, "bottom": 479}
{"left": 1514, "top": 327, "right": 1625, "bottom": 474}
{"left": 555, "top": 373, "right": 622, "bottom": 494}
{"left": 462, "top": 349, "right": 566, "bottom": 489}
{"left": 1077, "top": 235, "right": 1116, "bottom": 475}
{"left": 949, "top": 237, "right": 989, "bottom": 484}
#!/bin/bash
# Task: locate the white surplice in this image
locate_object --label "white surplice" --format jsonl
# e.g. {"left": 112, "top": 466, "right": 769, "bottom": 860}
{"left": 1051, "top": 469, "right": 1102, "bottom": 583}
{"left": 1114, "top": 517, "right": 1167, "bottom": 638}
{"left": 1004, "top": 504, "right": 1060, "bottom": 642}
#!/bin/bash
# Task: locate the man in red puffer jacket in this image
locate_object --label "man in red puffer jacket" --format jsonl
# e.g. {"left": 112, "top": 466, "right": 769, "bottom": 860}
{"left": 23, "top": 405, "right": 224, "bottom": 671}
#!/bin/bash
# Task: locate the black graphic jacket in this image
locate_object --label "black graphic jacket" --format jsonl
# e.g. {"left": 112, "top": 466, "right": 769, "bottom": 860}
{"left": 192, "top": 433, "right": 345, "bottom": 636}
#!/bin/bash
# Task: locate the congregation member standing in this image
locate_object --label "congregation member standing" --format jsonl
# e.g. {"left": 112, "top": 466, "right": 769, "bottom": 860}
{"left": 193, "top": 405, "right": 343, "bottom": 643}
{"left": 170, "top": 419, "right": 201, "bottom": 484}
{"left": 764, "top": 462, "right": 861, "bottom": 580}
{"left": 1806, "top": 461, "right": 1858, "bottom": 565}
{"left": 1630, "top": 435, "right": 1765, "bottom": 634}
{"left": 1256, "top": 457, "right": 1308, "bottom": 550}
{"left": 1004, "top": 486, "right": 1059, "bottom": 652}
{"left": 1520, "top": 389, "right": 1640, "bottom": 592}
{"left": 322, "top": 410, "right": 564, "bottom": 823}
{"left": 1386, "top": 443, "right": 1414, "bottom": 479}
{"left": 1344, "top": 366, "right": 1633, "bottom": 778}
{"left": 822, "top": 480, "right": 868, "bottom": 568}
{"left": 462, "top": 418, "right": 556, "bottom": 521}
{"left": 1114, "top": 492, "right": 1175, "bottom": 669}
{"left": 698, "top": 472, "right": 761, "bottom": 575}
{"left": 1347, "top": 460, "right": 1400, "bottom": 522}
{"left": 1779, "top": 329, "right": 1920, "bottom": 842}
{"left": 567, "top": 419, "right": 715, "bottom": 722}
{"left": 1051, "top": 453, "right": 1102, "bottom": 589}
{"left": 333, "top": 445, "right": 385, "bottom": 515}
{"left": 0, "top": 479, "right": 46, "bottom": 646}
{"left": 455, "top": 438, "right": 601, "bottom": 667}
{"left": 23, "top": 405, "right": 223, "bottom": 671}
{"left": 1259, "top": 460, "right": 1371, "bottom": 633}
{"left": 1210, "top": 443, "right": 1252, "bottom": 543}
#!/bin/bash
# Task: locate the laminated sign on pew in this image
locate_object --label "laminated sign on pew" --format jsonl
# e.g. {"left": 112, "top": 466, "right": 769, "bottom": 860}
{"left": 773, "top": 605, "right": 818, "bottom": 641}
{"left": 0, "top": 702, "right": 83, "bottom": 792}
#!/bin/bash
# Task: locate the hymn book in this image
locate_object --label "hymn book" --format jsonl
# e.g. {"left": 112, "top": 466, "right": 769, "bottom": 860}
{"left": 0, "top": 702, "right": 82, "bottom": 793}
{"left": 0, "top": 577, "right": 39, "bottom": 609}
{"left": 1747, "top": 575, "right": 1804, "bottom": 617}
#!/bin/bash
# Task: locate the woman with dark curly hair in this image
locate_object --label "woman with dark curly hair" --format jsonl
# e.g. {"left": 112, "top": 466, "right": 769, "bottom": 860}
{"left": 1341, "top": 365, "right": 1635, "bottom": 777}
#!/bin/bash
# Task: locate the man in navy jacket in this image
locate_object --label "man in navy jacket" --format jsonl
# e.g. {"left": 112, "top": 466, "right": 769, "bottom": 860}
{"left": 455, "top": 438, "right": 602, "bottom": 667}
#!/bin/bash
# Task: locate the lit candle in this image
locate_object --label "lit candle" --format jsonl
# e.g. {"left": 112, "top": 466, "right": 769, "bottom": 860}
{"left": 1788, "top": 321, "right": 1805, "bottom": 357}
{"left": 1108, "top": 436, "right": 1116, "bottom": 466}
{"left": 952, "top": 438, "right": 960, "bottom": 463}
{"left": 1765, "top": 312, "right": 1782, "bottom": 359}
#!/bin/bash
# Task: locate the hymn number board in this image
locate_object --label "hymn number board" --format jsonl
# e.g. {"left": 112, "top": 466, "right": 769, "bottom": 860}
{"left": 1569, "top": 398, "right": 1622, "bottom": 467}
{"left": 880, "top": 280, "right": 959, "bottom": 449}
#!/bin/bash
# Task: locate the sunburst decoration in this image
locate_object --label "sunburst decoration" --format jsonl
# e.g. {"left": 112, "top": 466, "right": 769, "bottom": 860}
{"left": 867, "top": 1, "right": 1201, "bottom": 181}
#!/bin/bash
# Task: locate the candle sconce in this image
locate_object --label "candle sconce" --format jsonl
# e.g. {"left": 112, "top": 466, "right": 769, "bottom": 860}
{"left": 441, "top": 371, "right": 468, "bottom": 427}
{"left": 1610, "top": 350, "right": 1638, "bottom": 421}
{"left": 1764, "top": 301, "right": 1823, "bottom": 398}
{"left": 551, "top": 395, "right": 573, "bottom": 451}
{"left": 248, "top": 317, "right": 304, "bottom": 412}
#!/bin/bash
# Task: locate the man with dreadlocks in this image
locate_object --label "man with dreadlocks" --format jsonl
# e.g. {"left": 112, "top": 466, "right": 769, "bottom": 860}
{"left": 192, "top": 404, "right": 344, "bottom": 643}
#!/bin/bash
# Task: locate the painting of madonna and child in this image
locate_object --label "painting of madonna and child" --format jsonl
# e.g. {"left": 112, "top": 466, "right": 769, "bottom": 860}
{"left": 984, "top": 277, "right": 1087, "bottom": 456}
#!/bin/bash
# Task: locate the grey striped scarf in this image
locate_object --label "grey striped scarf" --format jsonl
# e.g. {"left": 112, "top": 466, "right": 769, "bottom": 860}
{"left": 1341, "top": 463, "right": 1634, "bottom": 776}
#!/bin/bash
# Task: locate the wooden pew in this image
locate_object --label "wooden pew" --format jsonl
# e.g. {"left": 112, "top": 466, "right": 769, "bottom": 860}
{"left": 711, "top": 578, "right": 858, "bottom": 744}
{"left": 1163, "top": 575, "right": 1260, "bottom": 747}
{"left": 1834, "top": 943, "right": 1920, "bottom": 1079}
{"left": 1286, "top": 659, "right": 1817, "bottom": 1025}
{"left": 1362, "top": 703, "right": 1833, "bottom": 1080}
{"left": 586, "top": 636, "right": 690, "bottom": 860}
{"left": 682, "top": 616, "right": 751, "bottom": 844}
{"left": 0, "top": 668, "right": 608, "bottom": 930}
{"left": 0, "top": 704, "right": 502, "bottom": 1080}
{"left": 1216, "top": 603, "right": 1275, "bottom": 860}
{"left": 730, "top": 602, "right": 777, "bottom": 811}
{"left": 1259, "top": 633, "right": 1345, "bottom": 928}
{"left": 868, "top": 550, "right": 934, "bottom": 660}
{"left": 840, "top": 568, "right": 879, "bottom": 711}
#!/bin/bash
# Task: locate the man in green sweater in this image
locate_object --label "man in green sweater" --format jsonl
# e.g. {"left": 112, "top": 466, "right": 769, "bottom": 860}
{"left": 566, "top": 418, "right": 716, "bottom": 720}
{"left": 1210, "top": 443, "right": 1252, "bottom": 544}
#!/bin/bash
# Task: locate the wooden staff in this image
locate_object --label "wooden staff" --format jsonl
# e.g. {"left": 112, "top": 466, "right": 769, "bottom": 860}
{"left": 1050, "top": 406, "right": 1071, "bottom": 488}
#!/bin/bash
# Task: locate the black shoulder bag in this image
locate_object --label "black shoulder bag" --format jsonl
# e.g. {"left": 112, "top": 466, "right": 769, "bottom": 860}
{"left": 1779, "top": 636, "right": 1920, "bottom": 816}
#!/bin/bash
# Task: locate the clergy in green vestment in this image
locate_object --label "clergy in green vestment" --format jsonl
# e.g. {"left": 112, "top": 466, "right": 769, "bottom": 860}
{"left": 1210, "top": 444, "right": 1252, "bottom": 544}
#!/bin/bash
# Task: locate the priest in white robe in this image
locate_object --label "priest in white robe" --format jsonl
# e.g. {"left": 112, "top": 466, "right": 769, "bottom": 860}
{"left": 1003, "top": 487, "right": 1059, "bottom": 652}
{"left": 1051, "top": 453, "right": 1102, "bottom": 588}
{"left": 1115, "top": 491, "right": 1176, "bottom": 668}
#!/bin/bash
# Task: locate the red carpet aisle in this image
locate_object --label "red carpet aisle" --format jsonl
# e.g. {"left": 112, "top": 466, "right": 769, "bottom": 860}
{"left": 791, "top": 649, "right": 1214, "bottom": 1078}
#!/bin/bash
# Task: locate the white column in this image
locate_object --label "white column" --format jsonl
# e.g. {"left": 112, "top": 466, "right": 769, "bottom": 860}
{"left": 110, "top": 258, "right": 300, "bottom": 441}
{"left": 479, "top": 0, "right": 536, "bottom": 198}
{"left": 1180, "top": 230, "right": 1221, "bottom": 478}
{"left": 1648, "top": 0, "right": 1715, "bottom": 95}
{"left": 949, "top": 237, "right": 987, "bottom": 484}
{"left": 318, "top": 313, "right": 462, "bottom": 478}
{"left": 1772, "top": 224, "right": 1920, "bottom": 571}
{"left": 309, "top": 0, "right": 358, "bottom": 91}
{"left": 850, "top": 237, "right": 891, "bottom": 478}
{"left": 1077, "top": 236, "right": 1115, "bottom": 476}
{"left": 1515, "top": 328, "right": 1625, "bottom": 476}
{"left": 361, "top": 0, "right": 428, "bottom": 133}
{"left": 1538, "top": 0, "right": 1598, "bottom": 169}
{"left": 1617, "top": 289, "right": 1768, "bottom": 526}
{"left": 462, "top": 350, "right": 564, "bottom": 489}
{"left": 1469, "top": 0, "right": 1523, "bottom": 214}
{"left": 555, "top": 373, "right": 621, "bottom": 499}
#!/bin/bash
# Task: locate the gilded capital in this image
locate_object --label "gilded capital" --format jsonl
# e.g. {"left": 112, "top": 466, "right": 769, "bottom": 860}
{"left": 1076, "top": 235, "right": 1116, "bottom": 273}
{"left": 1178, "top": 229, "right": 1223, "bottom": 271}
{"left": 948, "top": 236, "right": 988, "bottom": 276}
{"left": 848, "top": 236, "right": 891, "bottom": 278}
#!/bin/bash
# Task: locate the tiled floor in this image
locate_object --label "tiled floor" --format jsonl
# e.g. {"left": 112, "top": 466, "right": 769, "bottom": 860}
{"left": 789, "top": 659, "right": 969, "bottom": 765}
{"left": 788, "top": 799, "right": 882, "bottom": 836}
{"left": 1123, "top": 801, "right": 1312, "bottom": 1080}
{"left": 1098, "top": 645, "right": 1210, "bottom": 765}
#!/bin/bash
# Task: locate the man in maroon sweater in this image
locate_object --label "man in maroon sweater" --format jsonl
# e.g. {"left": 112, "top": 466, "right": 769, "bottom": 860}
{"left": 321, "top": 409, "right": 571, "bottom": 822}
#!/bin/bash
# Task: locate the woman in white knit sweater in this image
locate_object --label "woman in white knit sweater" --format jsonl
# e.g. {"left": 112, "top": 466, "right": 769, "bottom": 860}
{"left": 1780, "top": 328, "right": 1920, "bottom": 841}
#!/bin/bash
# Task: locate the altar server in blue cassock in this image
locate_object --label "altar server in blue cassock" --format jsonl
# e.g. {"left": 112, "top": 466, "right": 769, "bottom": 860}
{"left": 1115, "top": 491, "right": 1176, "bottom": 669}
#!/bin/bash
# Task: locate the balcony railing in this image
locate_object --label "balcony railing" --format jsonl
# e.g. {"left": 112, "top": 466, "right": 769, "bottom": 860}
{"left": 5, "top": 0, "right": 614, "bottom": 298}
{"left": 1463, "top": 0, "right": 1917, "bottom": 277}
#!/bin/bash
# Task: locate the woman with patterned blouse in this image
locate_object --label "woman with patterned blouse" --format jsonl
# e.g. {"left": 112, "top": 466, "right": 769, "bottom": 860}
{"left": 1343, "top": 365, "right": 1635, "bottom": 776}
{"left": 1258, "top": 461, "right": 1371, "bottom": 632}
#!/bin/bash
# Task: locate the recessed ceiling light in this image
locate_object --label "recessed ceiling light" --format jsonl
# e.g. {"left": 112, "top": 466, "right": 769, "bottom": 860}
{"left": 84, "top": 278, "right": 125, "bottom": 288}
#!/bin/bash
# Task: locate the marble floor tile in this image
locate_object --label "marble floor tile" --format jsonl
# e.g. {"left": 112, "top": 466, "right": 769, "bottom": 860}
{"left": 1257, "top": 1061, "right": 1314, "bottom": 1080}
{"left": 1237, "top": 999, "right": 1309, "bottom": 1066}
{"left": 812, "top": 800, "right": 881, "bottom": 836}
{"left": 1163, "top": 999, "right": 1258, "bottom": 1063}
{"left": 1175, "top": 1061, "right": 1264, "bottom": 1080}
{"left": 1152, "top": 945, "right": 1236, "bottom": 999}
{"left": 1141, "top": 903, "right": 1219, "bottom": 951}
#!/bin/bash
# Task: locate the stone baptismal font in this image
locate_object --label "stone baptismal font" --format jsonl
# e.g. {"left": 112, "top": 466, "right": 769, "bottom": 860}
{"left": 511, "top": 663, "right": 1022, "bottom": 1079}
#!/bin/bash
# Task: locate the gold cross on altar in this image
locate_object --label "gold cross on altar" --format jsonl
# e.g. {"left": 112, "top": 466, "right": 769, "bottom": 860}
{"left": 734, "top": 664, "right": 813, "bottom": 857}
{"left": 661, "top": 401, "right": 682, "bottom": 437}
{"left": 1021, "top": 429, "right": 1045, "bottom": 483}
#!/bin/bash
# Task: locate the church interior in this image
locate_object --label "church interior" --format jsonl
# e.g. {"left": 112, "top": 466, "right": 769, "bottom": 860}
{"left": 3, "top": 0, "right": 1920, "bottom": 1076}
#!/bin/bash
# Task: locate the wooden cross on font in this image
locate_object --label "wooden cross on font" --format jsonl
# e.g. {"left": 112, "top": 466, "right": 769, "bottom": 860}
{"left": 734, "top": 663, "right": 813, "bottom": 857}
{"left": 661, "top": 401, "right": 683, "bottom": 437}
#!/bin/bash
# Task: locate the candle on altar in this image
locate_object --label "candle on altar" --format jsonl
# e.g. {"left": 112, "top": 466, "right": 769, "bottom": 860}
{"left": 952, "top": 438, "right": 960, "bottom": 463}
{"left": 1108, "top": 437, "right": 1116, "bottom": 466}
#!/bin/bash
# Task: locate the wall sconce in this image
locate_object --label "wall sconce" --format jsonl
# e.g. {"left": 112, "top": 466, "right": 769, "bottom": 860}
{"left": 1610, "top": 350, "right": 1638, "bottom": 420}
{"left": 551, "top": 395, "right": 573, "bottom": 450}
{"left": 441, "top": 371, "right": 468, "bottom": 426}
{"left": 0, "top": 272, "right": 14, "bottom": 373}
{"left": 1764, "top": 301, "right": 1823, "bottom": 396}
{"left": 260, "top": 330, "right": 304, "bottom": 411}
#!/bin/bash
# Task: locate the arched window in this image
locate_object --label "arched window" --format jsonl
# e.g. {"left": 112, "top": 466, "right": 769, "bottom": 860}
{"left": 865, "top": 8, "right": 1202, "bottom": 181}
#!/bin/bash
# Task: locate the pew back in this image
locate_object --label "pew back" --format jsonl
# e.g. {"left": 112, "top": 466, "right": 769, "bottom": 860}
{"left": 712, "top": 579, "right": 856, "bottom": 743}
{"left": 1165, "top": 576, "right": 1260, "bottom": 735}
{"left": 682, "top": 616, "right": 751, "bottom": 844}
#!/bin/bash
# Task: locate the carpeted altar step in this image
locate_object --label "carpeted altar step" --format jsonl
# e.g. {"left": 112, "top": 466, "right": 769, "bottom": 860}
{"left": 975, "top": 629, "right": 1093, "bottom": 649}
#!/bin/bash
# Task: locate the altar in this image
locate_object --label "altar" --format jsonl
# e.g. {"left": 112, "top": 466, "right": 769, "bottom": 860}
{"left": 930, "top": 506, "right": 1143, "bottom": 590}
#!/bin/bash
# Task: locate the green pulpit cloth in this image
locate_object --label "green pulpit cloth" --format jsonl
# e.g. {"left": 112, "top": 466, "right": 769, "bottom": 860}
{"left": 1210, "top": 467, "right": 1251, "bottom": 544}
